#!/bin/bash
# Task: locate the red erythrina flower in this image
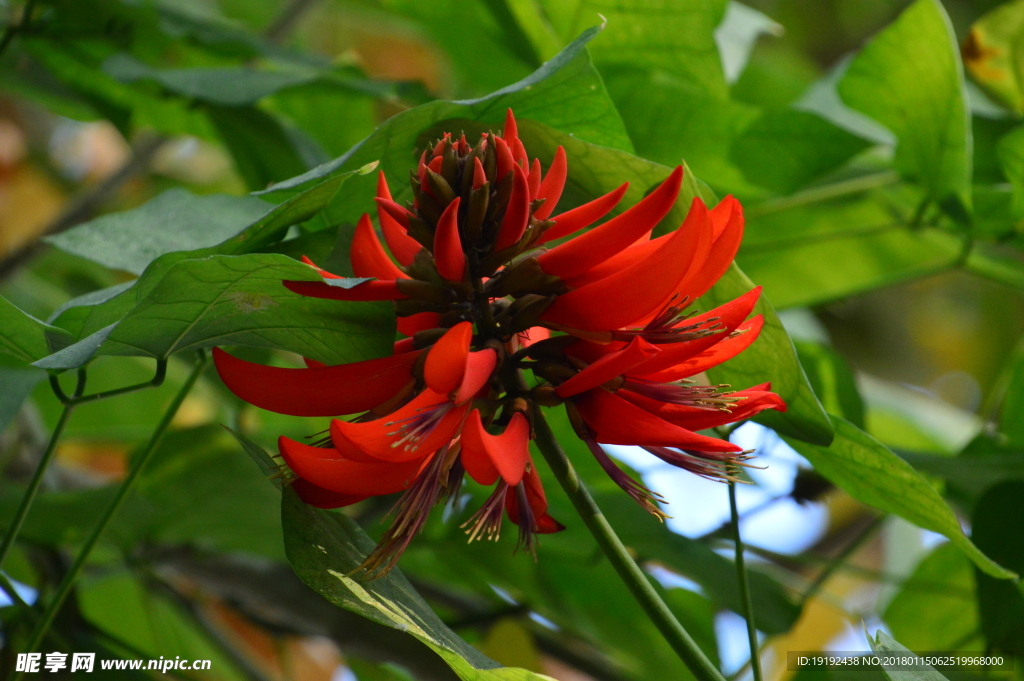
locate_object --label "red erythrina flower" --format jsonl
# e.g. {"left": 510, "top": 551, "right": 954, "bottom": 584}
{"left": 214, "top": 109, "right": 785, "bottom": 576}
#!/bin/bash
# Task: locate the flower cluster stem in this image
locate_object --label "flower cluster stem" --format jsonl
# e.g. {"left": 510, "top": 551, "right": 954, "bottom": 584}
{"left": 729, "top": 480, "right": 763, "bottom": 681}
{"left": 16, "top": 351, "right": 208, "bottom": 666}
{"left": 531, "top": 410, "right": 726, "bottom": 681}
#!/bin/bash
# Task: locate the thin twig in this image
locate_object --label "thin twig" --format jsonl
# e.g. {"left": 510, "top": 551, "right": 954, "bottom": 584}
{"left": 16, "top": 351, "right": 209, "bottom": 668}
{"left": 261, "top": 0, "right": 317, "bottom": 43}
{"left": 802, "top": 514, "right": 885, "bottom": 603}
{"left": 729, "top": 481, "right": 763, "bottom": 681}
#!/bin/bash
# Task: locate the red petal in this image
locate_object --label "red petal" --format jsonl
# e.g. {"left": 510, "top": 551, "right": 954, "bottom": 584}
{"left": 213, "top": 347, "right": 420, "bottom": 417}
{"left": 528, "top": 158, "right": 542, "bottom": 200}
{"left": 518, "top": 326, "right": 550, "bottom": 349}
{"left": 574, "top": 388, "right": 741, "bottom": 452}
{"left": 619, "top": 386, "right": 786, "bottom": 432}
{"left": 461, "top": 410, "right": 530, "bottom": 486}
{"left": 375, "top": 197, "right": 413, "bottom": 229}
{"left": 455, "top": 349, "right": 497, "bottom": 403}
{"left": 555, "top": 337, "right": 660, "bottom": 398}
{"left": 541, "top": 198, "right": 712, "bottom": 331}
{"left": 503, "top": 108, "right": 518, "bottom": 145}
{"left": 424, "top": 321, "right": 472, "bottom": 395}
{"left": 397, "top": 312, "right": 441, "bottom": 337}
{"left": 639, "top": 315, "right": 764, "bottom": 382}
{"left": 537, "top": 166, "right": 683, "bottom": 280}
{"left": 539, "top": 183, "right": 629, "bottom": 244}
{"left": 534, "top": 146, "right": 567, "bottom": 220}
{"left": 393, "top": 337, "right": 416, "bottom": 354}
{"left": 376, "top": 170, "right": 392, "bottom": 201}
{"left": 333, "top": 389, "right": 469, "bottom": 462}
{"left": 283, "top": 279, "right": 407, "bottom": 301}
{"left": 679, "top": 195, "right": 744, "bottom": 303}
{"left": 627, "top": 288, "right": 763, "bottom": 377}
{"left": 512, "top": 138, "right": 528, "bottom": 169}
{"left": 291, "top": 478, "right": 367, "bottom": 509}
{"left": 434, "top": 197, "right": 466, "bottom": 281}
{"left": 505, "top": 463, "right": 561, "bottom": 532}
{"left": 352, "top": 213, "right": 408, "bottom": 281}
{"left": 495, "top": 163, "right": 530, "bottom": 251}
{"left": 495, "top": 137, "right": 515, "bottom": 180}
{"left": 562, "top": 233, "right": 665, "bottom": 290}
{"left": 279, "top": 436, "right": 425, "bottom": 495}
{"left": 472, "top": 157, "right": 487, "bottom": 190}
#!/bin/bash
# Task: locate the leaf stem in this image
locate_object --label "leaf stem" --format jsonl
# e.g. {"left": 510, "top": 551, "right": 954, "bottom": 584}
{"left": 16, "top": 351, "right": 209, "bottom": 663}
{"left": 729, "top": 481, "right": 763, "bottom": 681}
{"left": 745, "top": 171, "right": 901, "bottom": 219}
{"left": 531, "top": 410, "right": 726, "bottom": 681}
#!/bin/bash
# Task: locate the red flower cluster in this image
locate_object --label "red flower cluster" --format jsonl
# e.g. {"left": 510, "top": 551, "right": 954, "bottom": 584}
{"left": 214, "top": 110, "right": 785, "bottom": 575}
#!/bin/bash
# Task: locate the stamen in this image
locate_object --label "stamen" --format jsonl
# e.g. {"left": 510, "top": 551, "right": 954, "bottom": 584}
{"left": 642, "top": 446, "right": 762, "bottom": 483}
{"left": 461, "top": 481, "right": 509, "bottom": 543}
{"left": 609, "top": 298, "right": 731, "bottom": 344}
{"left": 512, "top": 481, "right": 539, "bottom": 557}
{"left": 587, "top": 440, "right": 670, "bottom": 520}
{"left": 623, "top": 378, "right": 745, "bottom": 411}
{"left": 385, "top": 401, "right": 456, "bottom": 451}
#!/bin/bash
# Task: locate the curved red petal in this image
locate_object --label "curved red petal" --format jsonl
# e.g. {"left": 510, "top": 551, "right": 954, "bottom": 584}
{"left": 472, "top": 157, "right": 487, "bottom": 190}
{"left": 291, "top": 478, "right": 367, "bottom": 509}
{"left": 678, "top": 195, "right": 744, "bottom": 303}
{"left": 376, "top": 170, "right": 393, "bottom": 201}
{"left": 374, "top": 197, "right": 412, "bottom": 229}
{"left": 618, "top": 386, "right": 785, "bottom": 432}
{"left": 555, "top": 337, "right": 660, "bottom": 398}
{"left": 352, "top": 213, "right": 408, "bottom": 281}
{"left": 539, "top": 183, "right": 629, "bottom": 244}
{"left": 503, "top": 108, "right": 518, "bottom": 145}
{"left": 279, "top": 436, "right": 424, "bottom": 495}
{"left": 639, "top": 315, "right": 764, "bottom": 382}
{"left": 455, "top": 349, "right": 497, "bottom": 403}
{"left": 283, "top": 279, "right": 407, "bottom": 301}
{"left": 393, "top": 337, "right": 416, "bottom": 354}
{"left": 495, "top": 136, "right": 515, "bottom": 180}
{"left": 574, "top": 388, "right": 741, "bottom": 452}
{"left": 505, "top": 463, "right": 553, "bottom": 526}
{"left": 512, "top": 138, "right": 528, "bottom": 169}
{"left": 541, "top": 198, "right": 712, "bottom": 332}
{"left": 334, "top": 389, "right": 469, "bottom": 462}
{"left": 424, "top": 321, "right": 472, "bottom": 395}
{"left": 533, "top": 146, "right": 567, "bottom": 221}
{"left": 461, "top": 410, "right": 528, "bottom": 486}
{"left": 378, "top": 203, "right": 421, "bottom": 267}
{"left": 627, "top": 288, "right": 762, "bottom": 377}
{"left": 397, "top": 311, "right": 441, "bottom": 337}
{"left": 434, "top": 197, "right": 466, "bottom": 281}
{"left": 562, "top": 234, "right": 665, "bottom": 290}
{"left": 528, "top": 158, "right": 542, "bottom": 200}
{"left": 495, "top": 163, "right": 530, "bottom": 251}
{"left": 461, "top": 409, "right": 500, "bottom": 485}
{"left": 537, "top": 166, "right": 682, "bottom": 280}
{"left": 213, "top": 347, "right": 420, "bottom": 417}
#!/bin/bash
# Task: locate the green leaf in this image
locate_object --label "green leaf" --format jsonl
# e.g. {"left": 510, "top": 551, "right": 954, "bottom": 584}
{"left": 102, "top": 53, "right": 316, "bottom": 106}
{"left": 730, "top": 110, "right": 871, "bottom": 195}
{"left": 540, "top": 0, "right": 729, "bottom": 99}
{"left": 837, "top": 0, "right": 972, "bottom": 212}
{"left": 998, "top": 126, "right": 1024, "bottom": 218}
{"left": 223, "top": 426, "right": 283, "bottom": 490}
{"left": 32, "top": 322, "right": 118, "bottom": 370}
{"left": 517, "top": 119, "right": 833, "bottom": 445}
{"left": 206, "top": 104, "right": 310, "bottom": 190}
{"left": 964, "top": 242, "right": 1024, "bottom": 290}
{"left": 963, "top": 0, "right": 1024, "bottom": 114}
{"left": 793, "top": 340, "right": 865, "bottom": 429}
{"left": 256, "top": 25, "right": 632, "bottom": 219}
{"left": 784, "top": 417, "right": 1016, "bottom": 580}
{"left": 0, "top": 368, "right": 45, "bottom": 433}
{"left": 281, "top": 488, "right": 556, "bottom": 681}
{"left": 900, "top": 450, "right": 1024, "bottom": 500}
{"left": 0, "top": 295, "right": 72, "bottom": 366}
{"left": 90, "top": 253, "right": 394, "bottom": 363}
{"left": 972, "top": 481, "right": 1024, "bottom": 656}
{"left": 868, "top": 630, "right": 950, "bottom": 681}
{"left": 883, "top": 543, "right": 979, "bottom": 652}
{"left": 995, "top": 339, "right": 1024, "bottom": 446}
{"left": 45, "top": 189, "right": 273, "bottom": 276}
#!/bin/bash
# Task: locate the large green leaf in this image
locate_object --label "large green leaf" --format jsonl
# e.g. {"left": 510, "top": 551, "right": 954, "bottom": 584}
{"left": 0, "top": 295, "right": 72, "bottom": 366}
{"left": 793, "top": 340, "right": 865, "bottom": 429}
{"left": 281, "top": 489, "right": 556, "bottom": 681}
{"left": 86, "top": 253, "right": 394, "bottom": 363}
{"left": 971, "top": 481, "right": 1024, "bottom": 656}
{"left": 518, "top": 120, "right": 832, "bottom": 444}
{"left": 785, "top": 418, "right": 1015, "bottom": 580}
{"left": 45, "top": 190, "right": 273, "bottom": 276}
{"left": 883, "top": 543, "right": 979, "bottom": 652}
{"left": 0, "top": 368, "right": 46, "bottom": 433}
{"left": 837, "top": 0, "right": 972, "bottom": 213}
{"left": 256, "top": 26, "right": 632, "bottom": 223}
{"left": 539, "top": 0, "right": 729, "bottom": 99}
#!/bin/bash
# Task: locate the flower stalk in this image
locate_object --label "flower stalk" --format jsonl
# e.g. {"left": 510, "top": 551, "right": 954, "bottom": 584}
{"left": 532, "top": 409, "right": 726, "bottom": 681}
{"left": 729, "top": 480, "right": 763, "bottom": 681}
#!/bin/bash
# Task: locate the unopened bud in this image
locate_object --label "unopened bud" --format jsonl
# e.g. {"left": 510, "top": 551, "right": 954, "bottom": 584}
{"left": 530, "top": 384, "right": 562, "bottom": 407}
